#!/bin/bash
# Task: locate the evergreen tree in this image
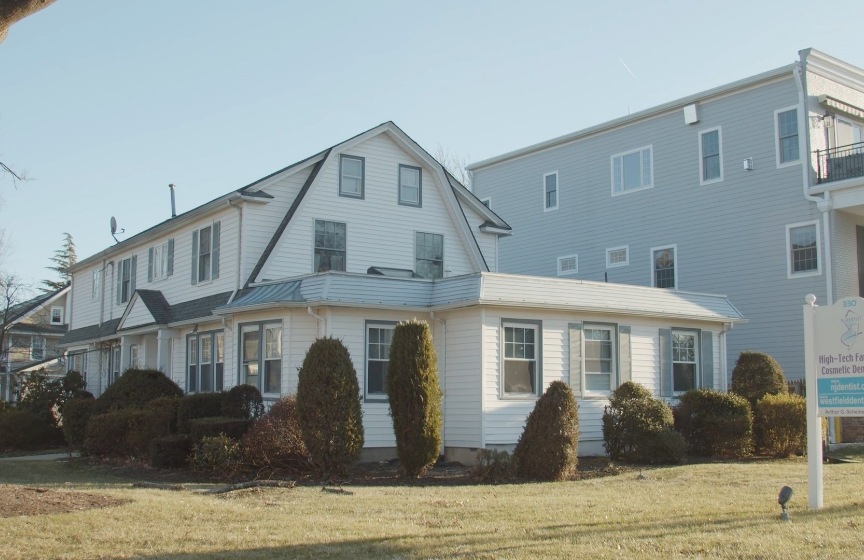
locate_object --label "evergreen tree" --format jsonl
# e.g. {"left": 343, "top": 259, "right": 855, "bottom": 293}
{"left": 42, "top": 232, "right": 76, "bottom": 291}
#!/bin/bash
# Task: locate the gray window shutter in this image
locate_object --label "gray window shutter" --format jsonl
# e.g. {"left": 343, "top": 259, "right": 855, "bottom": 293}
{"left": 700, "top": 330, "right": 714, "bottom": 390}
{"left": 115, "top": 260, "right": 122, "bottom": 305}
{"left": 212, "top": 221, "right": 221, "bottom": 280}
{"left": 191, "top": 230, "right": 199, "bottom": 285}
{"left": 130, "top": 255, "right": 137, "bottom": 294}
{"left": 618, "top": 325, "right": 632, "bottom": 385}
{"left": 568, "top": 322, "right": 583, "bottom": 397}
{"left": 147, "top": 247, "right": 154, "bottom": 282}
{"left": 167, "top": 238, "right": 174, "bottom": 276}
{"left": 659, "top": 328, "right": 672, "bottom": 397}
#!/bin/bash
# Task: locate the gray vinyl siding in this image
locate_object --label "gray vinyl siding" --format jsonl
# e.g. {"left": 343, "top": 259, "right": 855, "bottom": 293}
{"left": 473, "top": 75, "right": 827, "bottom": 380}
{"left": 831, "top": 210, "right": 864, "bottom": 300}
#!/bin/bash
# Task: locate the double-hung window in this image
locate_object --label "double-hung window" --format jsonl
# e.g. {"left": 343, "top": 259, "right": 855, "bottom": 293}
{"left": 91, "top": 269, "right": 101, "bottom": 301}
{"left": 584, "top": 325, "right": 615, "bottom": 393}
{"left": 699, "top": 127, "right": 723, "bottom": 184}
{"left": 776, "top": 107, "right": 800, "bottom": 166}
{"left": 366, "top": 321, "right": 395, "bottom": 399}
{"left": 415, "top": 232, "right": 443, "bottom": 279}
{"left": 502, "top": 320, "right": 541, "bottom": 397}
{"left": 612, "top": 146, "right": 653, "bottom": 195}
{"left": 31, "top": 337, "right": 45, "bottom": 361}
{"left": 116, "top": 256, "right": 136, "bottom": 304}
{"left": 192, "top": 222, "right": 220, "bottom": 284}
{"left": 50, "top": 307, "right": 63, "bottom": 325}
{"left": 314, "top": 220, "right": 346, "bottom": 272}
{"left": 672, "top": 330, "right": 699, "bottom": 393}
{"left": 339, "top": 155, "right": 365, "bottom": 198}
{"left": 786, "top": 222, "right": 820, "bottom": 277}
{"left": 543, "top": 171, "right": 558, "bottom": 211}
{"left": 110, "top": 345, "right": 121, "bottom": 386}
{"left": 148, "top": 238, "right": 174, "bottom": 282}
{"left": 187, "top": 331, "right": 224, "bottom": 393}
{"left": 240, "top": 322, "right": 282, "bottom": 395}
{"left": 399, "top": 165, "right": 422, "bottom": 207}
{"left": 652, "top": 245, "right": 677, "bottom": 289}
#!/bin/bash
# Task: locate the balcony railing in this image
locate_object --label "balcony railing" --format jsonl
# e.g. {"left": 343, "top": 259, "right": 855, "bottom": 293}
{"left": 815, "top": 141, "right": 864, "bottom": 184}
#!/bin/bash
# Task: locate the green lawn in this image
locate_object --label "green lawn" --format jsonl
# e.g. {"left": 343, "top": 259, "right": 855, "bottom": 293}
{"left": 1, "top": 457, "right": 862, "bottom": 559}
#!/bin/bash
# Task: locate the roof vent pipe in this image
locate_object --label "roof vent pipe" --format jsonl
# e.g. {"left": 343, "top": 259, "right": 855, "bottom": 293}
{"left": 169, "top": 184, "right": 177, "bottom": 218}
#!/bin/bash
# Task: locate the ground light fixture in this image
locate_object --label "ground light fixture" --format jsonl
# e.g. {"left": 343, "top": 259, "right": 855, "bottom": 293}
{"left": 778, "top": 486, "right": 794, "bottom": 521}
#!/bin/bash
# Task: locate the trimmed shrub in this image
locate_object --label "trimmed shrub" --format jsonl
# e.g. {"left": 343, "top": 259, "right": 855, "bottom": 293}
{"left": 0, "top": 410, "right": 65, "bottom": 451}
{"left": 754, "top": 393, "right": 806, "bottom": 457}
{"left": 188, "top": 417, "right": 250, "bottom": 442}
{"left": 674, "top": 389, "right": 753, "bottom": 458}
{"left": 386, "top": 320, "right": 442, "bottom": 477}
{"left": 730, "top": 352, "right": 787, "bottom": 408}
{"left": 145, "top": 396, "right": 181, "bottom": 434}
{"left": 125, "top": 404, "right": 178, "bottom": 457}
{"left": 513, "top": 381, "right": 579, "bottom": 481}
{"left": 83, "top": 410, "right": 136, "bottom": 456}
{"left": 602, "top": 381, "right": 682, "bottom": 464}
{"left": 177, "top": 392, "right": 227, "bottom": 433}
{"left": 296, "top": 337, "right": 364, "bottom": 476}
{"left": 223, "top": 384, "right": 265, "bottom": 420}
{"left": 241, "top": 395, "right": 311, "bottom": 473}
{"left": 18, "top": 370, "right": 88, "bottom": 429}
{"left": 93, "top": 368, "right": 182, "bottom": 414}
{"left": 474, "top": 449, "right": 514, "bottom": 484}
{"left": 191, "top": 434, "right": 243, "bottom": 473}
{"left": 149, "top": 434, "right": 192, "bottom": 468}
{"left": 61, "top": 396, "right": 95, "bottom": 449}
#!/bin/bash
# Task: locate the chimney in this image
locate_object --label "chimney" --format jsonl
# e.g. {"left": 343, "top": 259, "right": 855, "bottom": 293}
{"left": 169, "top": 184, "right": 176, "bottom": 218}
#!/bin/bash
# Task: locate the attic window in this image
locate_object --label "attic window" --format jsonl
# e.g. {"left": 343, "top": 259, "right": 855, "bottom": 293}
{"left": 339, "top": 155, "right": 365, "bottom": 198}
{"left": 50, "top": 307, "right": 63, "bottom": 325}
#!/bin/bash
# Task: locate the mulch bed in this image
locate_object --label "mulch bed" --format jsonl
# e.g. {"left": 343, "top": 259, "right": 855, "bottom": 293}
{"left": 0, "top": 485, "right": 129, "bottom": 518}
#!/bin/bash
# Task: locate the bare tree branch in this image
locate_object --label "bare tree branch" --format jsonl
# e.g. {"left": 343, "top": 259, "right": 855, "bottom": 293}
{"left": 0, "top": 0, "right": 57, "bottom": 44}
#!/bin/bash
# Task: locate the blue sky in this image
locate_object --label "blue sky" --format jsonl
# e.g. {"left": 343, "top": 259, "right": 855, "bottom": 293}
{"left": 1, "top": 0, "right": 862, "bottom": 289}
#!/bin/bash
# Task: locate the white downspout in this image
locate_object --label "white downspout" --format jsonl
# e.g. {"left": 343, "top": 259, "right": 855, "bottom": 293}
{"left": 794, "top": 61, "right": 834, "bottom": 304}
{"left": 307, "top": 307, "right": 325, "bottom": 338}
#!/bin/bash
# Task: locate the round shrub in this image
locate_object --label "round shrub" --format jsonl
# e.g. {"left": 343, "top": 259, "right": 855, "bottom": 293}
{"left": 730, "top": 351, "right": 787, "bottom": 407}
{"left": 386, "top": 320, "right": 442, "bottom": 477}
{"left": 754, "top": 393, "right": 806, "bottom": 457}
{"left": 61, "top": 395, "right": 95, "bottom": 449}
{"left": 223, "top": 384, "right": 265, "bottom": 420}
{"left": 513, "top": 381, "right": 579, "bottom": 481}
{"left": 635, "top": 427, "right": 687, "bottom": 464}
{"left": 602, "top": 381, "right": 677, "bottom": 462}
{"left": 0, "top": 409, "right": 65, "bottom": 451}
{"left": 297, "top": 337, "right": 364, "bottom": 476}
{"left": 241, "top": 395, "right": 311, "bottom": 474}
{"left": 674, "top": 389, "right": 753, "bottom": 458}
{"left": 150, "top": 434, "right": 192, "bottom": 468}
{"left": 93, "top": 368, "right": 182, "bottom": 414}
{"left": 177, "top": 392, "right": 227, "bottom": 433}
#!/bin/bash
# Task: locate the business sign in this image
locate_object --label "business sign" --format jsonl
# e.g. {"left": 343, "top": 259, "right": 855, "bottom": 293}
{"left": 814, "top": 297, "right": 864, "bottom": 416}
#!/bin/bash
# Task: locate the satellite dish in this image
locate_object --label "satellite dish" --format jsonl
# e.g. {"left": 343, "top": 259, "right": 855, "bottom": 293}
{"left": 110, "top": 216, "right": 117, "bottom": 235}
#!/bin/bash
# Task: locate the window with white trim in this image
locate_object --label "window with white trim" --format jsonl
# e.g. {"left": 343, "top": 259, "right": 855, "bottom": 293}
{"left": 110, "top": 345, "right": 121, "bottom": 386}
{"left": 366, "top": 321, "right": 395, "bottom": 399}
{"left": 240, "top": 322, "right": 282, "bottom": 394}
{"left": 543, "top": 171, "right": 558, "bottom": 210}
{"left": 606, "top": 246, "right": 629, "bottom": 268}
{"left": 612, "top": 146, "right": 653, "bottom": 195}
{"left": 314, "top": 220, "right": 347, "bottom": 272}
{"left": 699, "top": 127, "right": 723, "bottom": 183}
{"left": 339, "top": 155, "right": 365, "bottom": 198}
{"left": 786, "top": 222, "right": 820, "bottom": 276}
{"left": 652, "top": 245, "right": 676, "bottom": 289}
{"left": 91, "top": 269, "right": 101, "bottom": 301}
{"left": 129, "top": 344, "right": 140, "bottom": 368}
{"left": 50, "top": 307, "right": 63, "bottom": 325}
{"left": 584, "top": 325, "right": 616, "bottom": 393}
{"left": 557, "top": 255, "right": 578, "bottom": 276}
{"left": 116, "top": 256, "right": 136, "bottom": 304}
{"left": 415, "top": 232, "right": 443, "bottom": 279}
{"left": 776, "top": 107, "right": 799, "bottom": 166}
{"left": 398, "top": 164, "right": 422, "bottom": 207}
{"left": 187, "top": 331, "right": 224, "bottom": 393}
{"left": 192, "top": 223, "right": 220, "bottom": 285}
{"left": 672, "top": 330, "right": 699, "bottom": 393}
{"left": 502, "top": 320, "right": 541, "bottom": 397}
{"left": 31, "top": 337, "right": 45, "bottom": 361}
{"left": 148, "top": 238, "right": 174, "bottom": 282}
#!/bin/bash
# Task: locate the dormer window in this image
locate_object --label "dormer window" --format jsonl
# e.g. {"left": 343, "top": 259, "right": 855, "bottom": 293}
{"left": 398, "top": 165, "right": 422, "bottom": 207}
{"left": 339, "top": 155, "right": 365, "bottom": 198}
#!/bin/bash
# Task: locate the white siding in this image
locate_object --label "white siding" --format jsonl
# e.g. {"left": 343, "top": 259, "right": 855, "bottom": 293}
{"left": 440, "top": 308, "right": 483, "bottom": 448}
{"left": 122, "top": 298, "right": 155, "bottom": 329}
{"left": 69, "top": 262, "right": 106, "bottom": 330}
{"left": 261, "top": 134, "right": 477, "bottom": 279}
{"left": 462, "top": 203, "right": 498, "bottom": 272}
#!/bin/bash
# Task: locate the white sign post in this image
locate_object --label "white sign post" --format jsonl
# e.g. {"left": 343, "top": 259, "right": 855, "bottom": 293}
{"left": 803, "top": 294, "right": 864, "bottom": 509}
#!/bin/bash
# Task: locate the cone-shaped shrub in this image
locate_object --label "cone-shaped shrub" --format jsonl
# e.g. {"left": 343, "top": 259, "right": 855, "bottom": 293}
{"left": 386, "top": 320, "right": 442, "bottom": 477}
{"left": 730, "top": 351, "right": 787, "bottom": 408}
{"left": 296, "top": 337, "right": 364, "bottom": 475}
{"left": 513, "top": 380, "right": 579, "bottom": 480}
{"left": 754, "top": 393, "right": 806, "bottom": 457}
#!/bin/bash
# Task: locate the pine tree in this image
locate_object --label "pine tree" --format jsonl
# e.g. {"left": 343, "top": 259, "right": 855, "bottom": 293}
{"left": 42, "top": 232, "right": 76, "bottom": 291}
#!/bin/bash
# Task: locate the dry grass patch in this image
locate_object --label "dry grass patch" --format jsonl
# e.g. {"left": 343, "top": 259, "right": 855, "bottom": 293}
{"left": 0, "top": 457, "right": 862, "bottom": 559}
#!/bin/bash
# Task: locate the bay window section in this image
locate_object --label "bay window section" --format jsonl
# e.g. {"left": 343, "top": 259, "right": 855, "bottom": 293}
{"left": 187, "top": 331, "right": 224, "bottom": 393}
{"left": 240, "top": 322, "right": 282, "bottom": 395}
